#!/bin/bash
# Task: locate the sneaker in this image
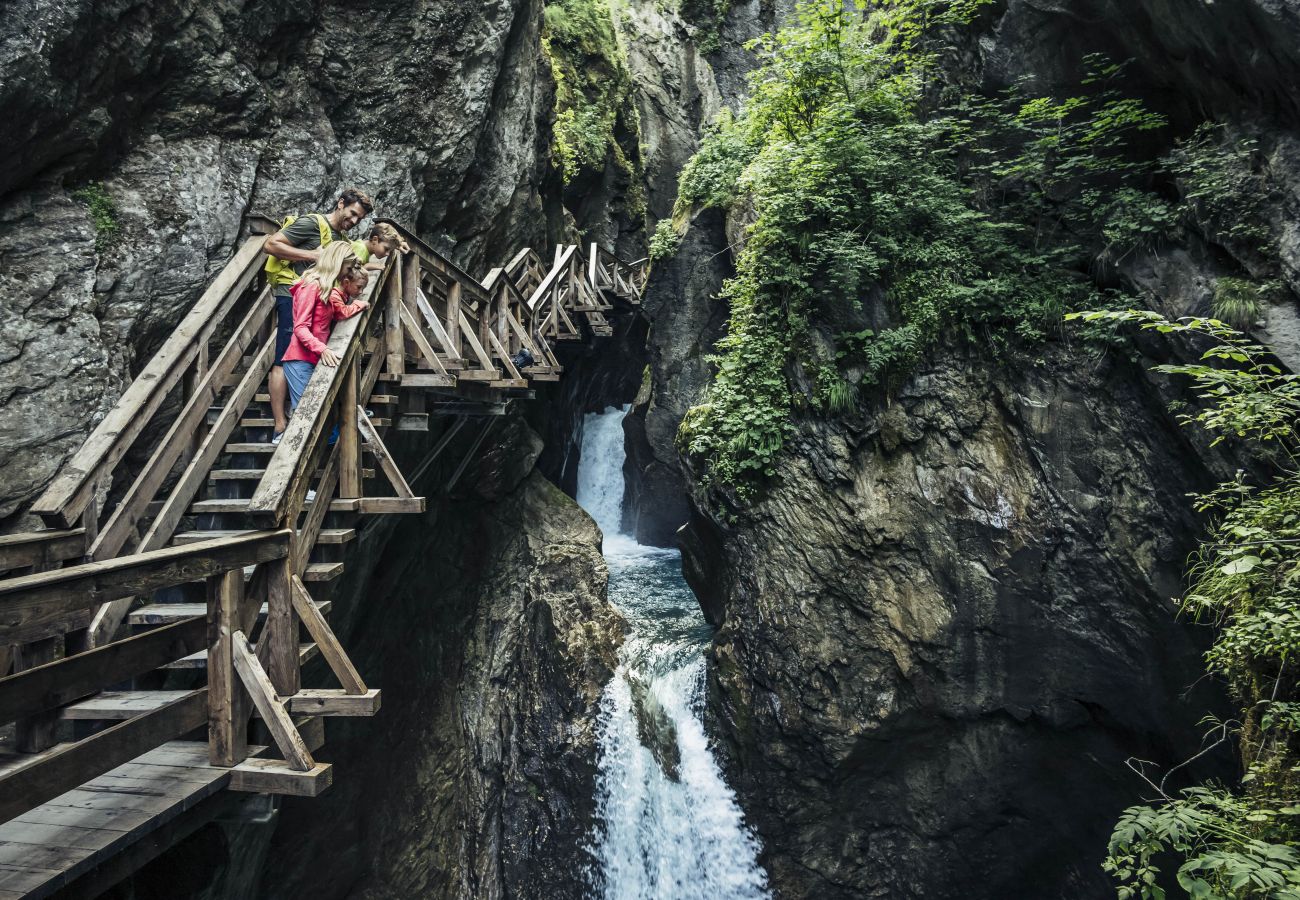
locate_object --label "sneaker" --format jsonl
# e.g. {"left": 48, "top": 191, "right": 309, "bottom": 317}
{"left": 271, "top": 431, "right": 283, "bottom": 445}
{"left": 306, "top": 489, "right": 317, "bottom": 503}
{"left": 364, "top": 408, "right": 375, "bottom": 418}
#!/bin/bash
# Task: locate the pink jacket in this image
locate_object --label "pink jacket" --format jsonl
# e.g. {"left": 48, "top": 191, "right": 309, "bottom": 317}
{"left": 282, "top": 281, "right": 363, "bottom": 365}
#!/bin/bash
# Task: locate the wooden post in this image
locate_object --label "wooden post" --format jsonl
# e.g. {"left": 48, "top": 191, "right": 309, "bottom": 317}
{"left": 339, "top": 362, "right": 362, "bottom": 499}
{"left": 446, "top": 281, "right": 462, "bottom": 360}
{"left": 264, "top": 553, "right": 299, "bottom": 697}
{"left": 385, "top": 256, "right": 405, "bottom": 377}
{"left": 13, "top": 635, "right": 59, "bottom": 752}
{"left": 208, "top": 568, "right": 248, "bottom": 766}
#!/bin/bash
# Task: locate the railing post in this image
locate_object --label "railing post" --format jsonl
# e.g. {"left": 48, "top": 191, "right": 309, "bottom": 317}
{"left": 339, "top": 361, "right": 362, "bottom": 499}
{"left": 208, "top": 567, "right": 248, "bottom": 766}
{"left": 385, "top": 256, "right": 405, "bottom": 378}
{"left": 264, "top": 553, "right": 299, "bottom": 697}
{"left": 446, "top": 281, "right": 462, "bottom": 360}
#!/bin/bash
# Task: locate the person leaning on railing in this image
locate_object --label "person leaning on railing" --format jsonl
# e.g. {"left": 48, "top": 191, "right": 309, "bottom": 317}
{"left": 280, "top": 243, "right": 369, "bottom": 418}
{"left": 263, "top": 187, "right": 374, "bottom": 445}
{"left": 351, "top": 222, "right": 407, "bottom": 274}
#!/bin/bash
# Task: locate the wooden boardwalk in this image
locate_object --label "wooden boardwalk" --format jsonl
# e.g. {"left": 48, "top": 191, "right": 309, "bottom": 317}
{"left": 0, "top": 217, "right": 645, "bottom": 897}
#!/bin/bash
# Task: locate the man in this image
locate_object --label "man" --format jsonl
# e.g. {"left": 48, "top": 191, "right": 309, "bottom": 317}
{"left": 263, "top": 187, "right": 374, "bottom": 442}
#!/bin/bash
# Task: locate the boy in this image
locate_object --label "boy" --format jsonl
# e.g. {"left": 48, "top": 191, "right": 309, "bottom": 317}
{"left": 351, "top": 222, "right": 407, "bottom": 272}
{"left": 263, "top": 187, "right": 374, "bottom": 443}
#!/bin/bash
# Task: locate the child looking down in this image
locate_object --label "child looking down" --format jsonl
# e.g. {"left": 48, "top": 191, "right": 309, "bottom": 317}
{"left": 282, "top": 242, "right": 369, "bottom": 413}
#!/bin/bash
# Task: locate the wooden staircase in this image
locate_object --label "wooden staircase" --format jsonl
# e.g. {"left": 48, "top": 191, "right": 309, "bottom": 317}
{"left": 0, "top": 219, "right": 645, "bottom": 898}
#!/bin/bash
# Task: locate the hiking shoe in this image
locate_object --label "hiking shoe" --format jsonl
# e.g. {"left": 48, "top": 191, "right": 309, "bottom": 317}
{"left": 271, "top": 431, "right": 283, "bottom": 445}
{"left": 364, "top": 408, "right": 375, "bottom": 418}
{"left": 306, "top": 489, "right": 317, "bottom": 503}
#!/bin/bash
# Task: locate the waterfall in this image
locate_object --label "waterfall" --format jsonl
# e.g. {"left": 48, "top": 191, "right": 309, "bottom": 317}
{"left": 576, "top": 405, "right": 770, "bottom": 900}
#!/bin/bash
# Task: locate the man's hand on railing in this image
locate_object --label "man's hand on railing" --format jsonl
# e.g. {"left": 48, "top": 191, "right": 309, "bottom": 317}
{"left": 319, "top": 347, "right": 342, "bottom": 367}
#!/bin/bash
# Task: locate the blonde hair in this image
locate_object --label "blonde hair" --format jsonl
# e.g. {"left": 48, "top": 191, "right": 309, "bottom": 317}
{"left": 369, "top": 222, "right": 409, "bottom": 255}
{"left": 300, "top": 242, "right": 356, "bottom": 293}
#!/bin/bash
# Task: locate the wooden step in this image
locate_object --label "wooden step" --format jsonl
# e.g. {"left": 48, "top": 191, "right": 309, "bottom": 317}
{"left": 402, "top": 373, "right": 456, "bottom": 389}
{"left": 366, "top": 394, "right": 399, "bottom": 405}
{"left": 127, "top": 598, "right": 332, "bottom": 626}
{"left": 209, "top": 469, "right": 267, "bottom": 481}
{"left": 302, "top": 561, "right": 344, "bottom": 582}
{"left": 189, "top": 498, "right": 361, "bottom": 515}
{"left": 241, "top": 417, "right": 390, "bottom": 429}
{"left": 59, "top": 690, "right": 202, "bottom": 721}
{"left": 455, "top": 370, "right": 500, "bottom": 382}
{"left": 358, "top": 497, "right": 425, "bottom": 515}
{"left": 286, "top": 688, "right": 382, "bottom": 717}
{"left": 164, "top": 642, "right": 319, "bottom": 670}
{"left": 172, "top": 528, "right": 355, "bottom": 546}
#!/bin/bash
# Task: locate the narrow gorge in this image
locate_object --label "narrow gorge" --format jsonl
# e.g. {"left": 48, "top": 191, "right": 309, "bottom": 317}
{"left": 2, "top": 1, "right": 1299, "bottom": 899}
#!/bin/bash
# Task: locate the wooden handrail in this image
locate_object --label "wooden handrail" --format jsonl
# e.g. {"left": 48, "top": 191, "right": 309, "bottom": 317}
{"left": 30, "top": 235, "right": 269, "bottom": 529}
{"left": 0, "top": 529, "right": 85, "bottom": 574}
{"left": 246, "top": 263, "right": 392, "bottom": 527}
{"left": 527, "top": 245, "right": 577, "bottom": 312}
{"left": 0, "top": 529, "right": 290, "bottom": 635}
{"left": 376, "top": 218, "right": 491, "bottom": 305}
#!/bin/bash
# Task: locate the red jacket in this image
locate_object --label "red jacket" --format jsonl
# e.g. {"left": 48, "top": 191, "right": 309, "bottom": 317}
{"left": 282, "top": 281, "right": 364, "bottom": 365}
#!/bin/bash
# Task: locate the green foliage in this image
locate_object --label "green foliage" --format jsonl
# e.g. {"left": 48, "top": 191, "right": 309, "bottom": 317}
{"left": 1167, "top": 124, "right": 1275, "bottom": 253}
{"left": 677, "top": 0, "right": 733, "bottom": 53}
{"left": 649, "top": 218, "right": 683, "bottom": 260}
{"left": 1214, "top": 278, "right": 1265, "bottom": 332}
{"left": 72, "top": 182, "right": 120, "bottom": 251}
{"left": 543, "top": 0, "right": 641, "bottom": 186}
{"left": 1070, "top": 309, "right": 1300, "bottom": 898}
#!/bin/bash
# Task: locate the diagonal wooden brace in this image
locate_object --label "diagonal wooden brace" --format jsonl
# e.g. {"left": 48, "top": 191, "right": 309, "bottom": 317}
{"left": 231, "top": 630, "right": 315, "bottom": 771}
{"left": 357, "top": 407, "right": 414, "bottom": 499}
{"left": 290, "top": 576, "right": 367, "bottom": 695}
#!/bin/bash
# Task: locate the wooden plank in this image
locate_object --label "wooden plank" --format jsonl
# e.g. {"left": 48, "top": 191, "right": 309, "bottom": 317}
{"left": 0, "top": 530, "right": 289, "bottom": 635}
{"left": 398, "top": 301, "right": 451, "bottom": 377}
{"left": 384, "top": 252, "right": 406, "bottom": 377}
{"left": 207, "top": 569, "right": 245, "bottom": 767}
{"left": 13, "top": 636, "right": 59, "bottom": 752}
{"left": 263, "top": 554, "right": 299, "bottom": 697}
{"left": 401, "top": 373, "right": 457, "bottom": 389}
{"left": 91, "top": 288, "right": 274, "bottom": 563}
{"left": 0, "top": 530, "right": 85, "bottom": 574}
{"left": 289, "top": 577, "right": 365, "bottom": 695}
{"left": 0, "top": 691, "right": 207, "bottom": 822}
{"left": 293, "top": 443, "right": 340, "bottom": 578}
{"left": 87, "top": 336, "right": 276, "bottom": 647}
{"left": 227, "top": 758, "right": 332, "bottom": 797}
{"left": 229, "top": 632, "right": 313, "bottom": 771}
{"left": 60, "top": 691, "right": 200, "bottom": 721}
{"left": 286, "top": 688, "right": 381, "bottom": 717}
{"left": 0, "top": 618, "right": 205, "bottom": 725}
{"left": 358, "top": 409, "right": 414, "bottom": 499}
{"left": 31, "top": 236, "right": 267, "bottom": 528}
{"left": 338, "top": 362, "right": 362, "bottom": 499}
{"left": 526, "top": 245, "right": 576, "bottom": 312}
{"left": 414, "top": 287, "right": 461, "bottom": 362}
{"left": 484, "top": 325, "right": 524, "bottom": 381}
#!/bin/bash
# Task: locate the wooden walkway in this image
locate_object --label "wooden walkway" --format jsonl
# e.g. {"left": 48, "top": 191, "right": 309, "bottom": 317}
{"left": 0, "top": 217, "right": 645, "bottom": 897}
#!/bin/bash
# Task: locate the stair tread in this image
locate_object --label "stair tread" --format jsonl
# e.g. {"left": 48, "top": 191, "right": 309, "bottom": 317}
{"left": 189, "top": 498, "right": 360, "bottom": 514}
{"left": 59, "top": 690, "right": 204, "bottom": 720}
{"left": 128, "top": 598, "right": 331, "bottom": 625}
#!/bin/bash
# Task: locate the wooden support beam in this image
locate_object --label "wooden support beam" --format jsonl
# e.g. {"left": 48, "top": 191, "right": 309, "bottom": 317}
{"left": 384, "top": 253, "right": 405, "bottom": 377}
{"left": 398, "top": 301, "right": 450, "bottom": 377}
{"left": 446, "top": 281, "right": 462, "bottom": 361}
{"left": 358, "top": 497, "right": 426, "bottom": 514}
{"left": 358, "top": 408, "right": 414, "bottom": 499}
{"left": 414, "top": 286, "right": 462, "bottom": 363}
{"left": 289, "top": 577, "right": 366, "bottom": 695}
{"left": 286, "top": 688, "right": 381, "bottom": 717}
{"left": 230, "top": 631, "right": 314, "bottom": 771}
{"left": 207, "top": 569, "right": 247, "bottom": 767}
{"left": 228, "top": 757, "right": 333, "bottom": 797}
{"left": 0, "top": 530, "right": 290, "bottom": 635}
{"left": 13, "top": 635, "right": 59, "bottom": 752}
{"left": 338, "top": 362, "right": 362, "bottom": 499}
{"left": 263, "top": 554, "right": 299, "bottom": 697}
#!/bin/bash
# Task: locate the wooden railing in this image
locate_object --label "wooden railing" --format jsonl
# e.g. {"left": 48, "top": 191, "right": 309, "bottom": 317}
{"left": 0, "top": 530, "right": 293, "bottom": 820}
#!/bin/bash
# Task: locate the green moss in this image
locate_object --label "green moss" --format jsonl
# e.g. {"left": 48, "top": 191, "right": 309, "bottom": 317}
{"left": 542, "top": 0, "right": 643, "bottom": 192}
{"left": 71, "top": 182, "right": 120, "bottom": 251}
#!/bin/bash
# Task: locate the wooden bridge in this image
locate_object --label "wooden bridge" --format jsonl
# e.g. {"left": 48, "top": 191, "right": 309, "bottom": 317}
{"left": 0, "top": 217, "right": 645, "bottom": 898}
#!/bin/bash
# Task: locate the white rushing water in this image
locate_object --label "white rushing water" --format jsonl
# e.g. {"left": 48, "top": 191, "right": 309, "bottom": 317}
{"left": 576, "top": 405, "right": 770, "bottom": 900}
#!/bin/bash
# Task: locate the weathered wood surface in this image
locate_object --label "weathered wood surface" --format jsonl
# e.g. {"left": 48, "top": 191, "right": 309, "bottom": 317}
{"left": 30, "top": 236, "right": 268, "bottom": 529}
{"left": 0, "top": 531, "right": 85, "bottom": 575}
{"left": 0, "top": 531, "right": 289, "bottom": 635}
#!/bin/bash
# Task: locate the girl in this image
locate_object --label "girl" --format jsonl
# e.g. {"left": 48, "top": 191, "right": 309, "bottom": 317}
{"left": 281, "top": 242, "right": 369, "bottom": 419}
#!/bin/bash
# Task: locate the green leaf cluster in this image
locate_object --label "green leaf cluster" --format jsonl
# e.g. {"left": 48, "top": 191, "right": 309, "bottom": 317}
{"left": 71, "top": 182, "right": 120, "bottom": 252}
{"left": 1070, "top": 310, "right": 1300, "bottom": 898}
{"left": 542, "top": 0, "right": 642, "bottom": 193}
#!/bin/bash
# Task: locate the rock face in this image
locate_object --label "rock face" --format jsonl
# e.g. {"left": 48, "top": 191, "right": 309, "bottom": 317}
{"left": 683, "top": 347, "right": 1227, "bottom": 898}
